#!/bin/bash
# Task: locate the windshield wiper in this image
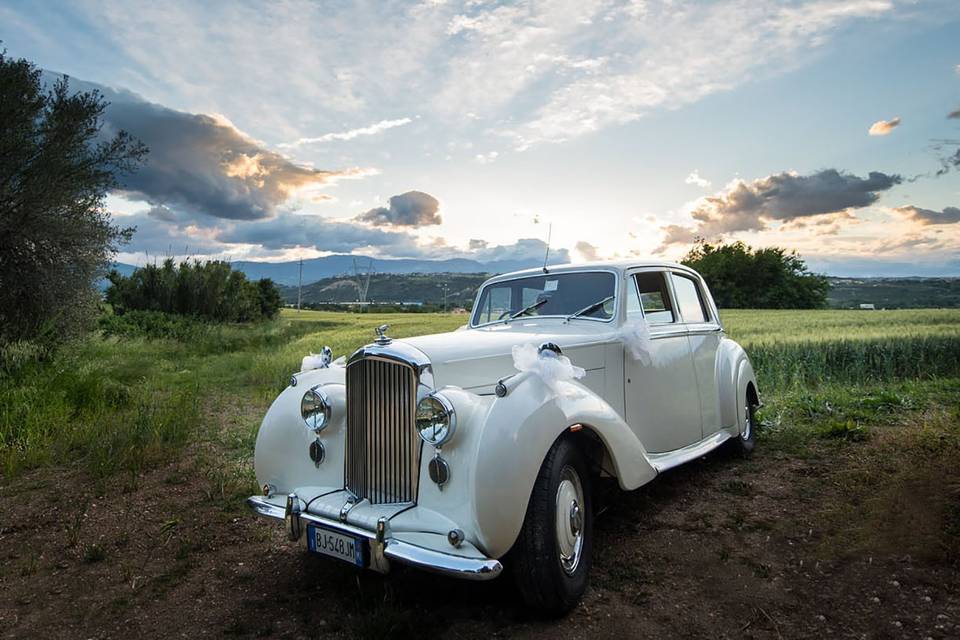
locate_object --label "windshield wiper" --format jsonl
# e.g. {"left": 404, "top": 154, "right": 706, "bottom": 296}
{"left": 505, "top": 298, "right": 548, "bottom": 323}
{"left": 565, "top": 295, "right": 614, "bottom": 323}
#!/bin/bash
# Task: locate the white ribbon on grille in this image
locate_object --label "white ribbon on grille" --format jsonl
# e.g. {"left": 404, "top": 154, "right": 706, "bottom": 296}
{"left": 511, "top": 343, "right": 585, "bottom": 393}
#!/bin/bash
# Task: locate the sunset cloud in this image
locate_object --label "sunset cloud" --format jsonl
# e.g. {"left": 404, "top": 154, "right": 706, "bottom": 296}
{"left": 46, "top": 73, "right": 375, "bottom": 222}
{"left": 575, "top": 241, "right": 599, "bottom": 261}
{"left": 895, "top": 205, "right": 960, "bottom": 225}
{"left": 868, "top": 116, "right": 901, "bottom": 136}
{"left": 658, "top": 169, "right": 902, "bottom": 247}
{"left": 356, "top": 191, "right": 442, "bottom": 227}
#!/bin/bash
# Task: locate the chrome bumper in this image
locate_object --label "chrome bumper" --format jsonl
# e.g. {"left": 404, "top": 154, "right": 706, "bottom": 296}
{"left": 247, "top": 495, "right": 502, "bottom": 581}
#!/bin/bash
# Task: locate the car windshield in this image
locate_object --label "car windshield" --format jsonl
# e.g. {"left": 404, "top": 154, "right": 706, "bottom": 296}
{"left": 471, "top": 271, "right": 617, "bottom": 326}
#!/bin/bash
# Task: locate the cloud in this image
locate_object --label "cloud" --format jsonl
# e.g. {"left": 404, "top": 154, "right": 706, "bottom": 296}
{"left": 468, "top": 238, "right": 488, "bottom": 250}
{"left": 28, "top": 0, "right": 913, "bottom": 151}
{"left": 894, "top": 205, "right": 960, "bottom": 225}
{"left": 685, "top": 170, "right": 711, "bottom": 188}
{"left": 658, "top": 169, "right": 902, "bottom": 246}
{"left": 503, "top": 0, "right": 897, "bottom": 148}
{"left": 475, "top": 151, "right": 499, "bottom": 164}
{"left": 658, "top": 224, "right": 700, "bottom": 249}
{"left": 356, "top": 191, "right": 442, "bottom": 227}
{"left": 45, "top": 72, "right": 375, "bottom": 222}
{"left": 574, "top": 241, "right": 599, "bottom": 261}
{"left": 470, "top": 238, "right": 569, "bottom": 264}
{"left": 934, "top": 145, "right": 960, "bottom": 177}
{"left": 216, "top": 212, "right": 421, "bottom": 253}
{"left": 278, "top": 118, "right": 414, "bottom": 148}
{"left": 868, "top": 116, "right": 901, "bottom": 135}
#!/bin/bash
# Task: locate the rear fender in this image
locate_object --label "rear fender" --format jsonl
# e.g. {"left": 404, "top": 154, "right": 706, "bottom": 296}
{"left": 716, "top": 337, "right": 758, "bottom": 434}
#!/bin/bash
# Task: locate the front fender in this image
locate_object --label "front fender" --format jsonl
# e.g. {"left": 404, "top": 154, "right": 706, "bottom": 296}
{"left": 253, "top": 367, "right": 347, "bottom": 495}
{"left": 463, "top": 374, "right": 657, "bottom": 559}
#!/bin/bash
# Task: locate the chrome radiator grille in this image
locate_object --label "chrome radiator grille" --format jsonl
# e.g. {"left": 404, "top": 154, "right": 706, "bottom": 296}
{"left": 345, "top": 357, "right": 420, "bottom": 504}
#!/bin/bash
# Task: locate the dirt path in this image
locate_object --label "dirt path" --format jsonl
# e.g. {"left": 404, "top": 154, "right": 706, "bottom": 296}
{"left": 2, "top": 418, "right": 958, "bottom": 639}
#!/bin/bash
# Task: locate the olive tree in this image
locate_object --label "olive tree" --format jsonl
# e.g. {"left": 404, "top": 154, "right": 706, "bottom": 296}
{"left": 0, "top": 50, "right": 146, "bottom": 350}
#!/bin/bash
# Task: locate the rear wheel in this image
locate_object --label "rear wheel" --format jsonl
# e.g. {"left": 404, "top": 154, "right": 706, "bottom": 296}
{"left": 732, "top": 392, "right": 757, "bottom": 455}
{"left": 513, "top": 437, "right": 593, "bottom": 616}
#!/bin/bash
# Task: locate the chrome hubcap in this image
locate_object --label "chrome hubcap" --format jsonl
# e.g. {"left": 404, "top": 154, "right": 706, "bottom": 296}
{"left": 556, "top": 465, "right": 585, "bottom": 575}
{"left": 741, "top": 404, "right": 752, "bottom": 440}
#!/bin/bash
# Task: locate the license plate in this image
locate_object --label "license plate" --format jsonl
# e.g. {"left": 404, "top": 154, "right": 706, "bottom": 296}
{"left": 306, "top": 524, "right": 366, "bottom": 567}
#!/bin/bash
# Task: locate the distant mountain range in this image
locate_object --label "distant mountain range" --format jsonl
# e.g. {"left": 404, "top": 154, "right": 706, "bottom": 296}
{"left": 110, "top": 254, "right": 560, "bottom": 287}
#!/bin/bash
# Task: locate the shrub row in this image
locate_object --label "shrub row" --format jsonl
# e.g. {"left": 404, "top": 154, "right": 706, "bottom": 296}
{"left": 105, "top": 259, "right": 283, "bottom": 323}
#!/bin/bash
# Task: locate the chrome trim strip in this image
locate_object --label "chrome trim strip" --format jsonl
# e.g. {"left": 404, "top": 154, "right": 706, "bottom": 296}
{"left": 247, "top": 496, "right": 502, "bottom": 581}
{"left": 685, "top": 326, "right": 723, "bottom": 336}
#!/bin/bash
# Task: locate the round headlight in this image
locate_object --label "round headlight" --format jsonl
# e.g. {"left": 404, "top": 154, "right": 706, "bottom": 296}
{"left": 416, "top": 393, "right": 456, "bottom": 446}
{"left": 301, "top": 386, "right": 331, "bottom": 433}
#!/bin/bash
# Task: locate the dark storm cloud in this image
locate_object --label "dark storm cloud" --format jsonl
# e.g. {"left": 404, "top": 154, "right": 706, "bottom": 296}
{"left": 658, "top": 169, "right": 902, "bottom": 246}
{"left": 895, "top": 205, "right": 960, "bottom": 225}
{"left": 356, "top": 191, "right": 442, "bottom": 227}
{"left": 45, "top": 72, "right": 371, "bottom": 222}
{"left": 218, "top": 213, "right": 420, "bottom": 252}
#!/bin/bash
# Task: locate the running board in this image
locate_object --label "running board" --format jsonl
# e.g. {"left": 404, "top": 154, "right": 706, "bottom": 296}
{"left": 647, "top": 431, "right": 732, "bottom": 473}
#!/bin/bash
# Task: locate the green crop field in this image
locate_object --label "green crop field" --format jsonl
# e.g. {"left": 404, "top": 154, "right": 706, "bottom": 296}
{"left": 1, "top": 308, "right": 958, "bottom": 480}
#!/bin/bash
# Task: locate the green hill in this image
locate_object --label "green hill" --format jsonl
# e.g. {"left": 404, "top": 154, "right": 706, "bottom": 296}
{"left": 826, "top": 277, "right": 960, "bottom": 309}
{"left": 280, "top": 272, "right": 490, "bottom": 308}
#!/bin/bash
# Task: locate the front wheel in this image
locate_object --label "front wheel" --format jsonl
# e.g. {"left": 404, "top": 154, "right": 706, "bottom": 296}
{"left": 513, "top": 437, "right": 593, "bottom": 616}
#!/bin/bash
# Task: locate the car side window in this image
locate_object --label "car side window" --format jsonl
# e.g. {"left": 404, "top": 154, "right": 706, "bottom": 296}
{"left": 672, "top": 274, "right": 710, "bottom": 323}
{"left": 632, "top": 272, "right": 675, "bottom": 323}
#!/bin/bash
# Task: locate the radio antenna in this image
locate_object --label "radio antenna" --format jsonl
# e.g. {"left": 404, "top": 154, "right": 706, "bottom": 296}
{"left": 542, "top": 223, "right": 552, "bottom": 273}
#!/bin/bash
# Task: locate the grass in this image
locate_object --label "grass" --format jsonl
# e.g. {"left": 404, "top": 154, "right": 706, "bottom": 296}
{"left": 0, "top": 307, "right": 958, "bottom": 483}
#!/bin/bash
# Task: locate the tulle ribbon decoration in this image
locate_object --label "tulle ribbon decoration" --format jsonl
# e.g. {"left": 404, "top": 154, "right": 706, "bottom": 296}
{"left": 619, "top": 318, "right": 657, "bottom": 366}
{"left": 511, "top": 343, "right": 585, "bottom": 393}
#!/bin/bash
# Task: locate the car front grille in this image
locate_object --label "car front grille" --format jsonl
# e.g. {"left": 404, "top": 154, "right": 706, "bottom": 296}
{"left": 345, "top": 356, "right": 421, "bottom": 504}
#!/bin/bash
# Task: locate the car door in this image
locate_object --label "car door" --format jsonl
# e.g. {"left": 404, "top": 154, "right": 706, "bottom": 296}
{"left": 670, "top": 271, "right": 722, "bottom": 436}
{"left": 623, "top": 269, "right": 703, "bottom": 453}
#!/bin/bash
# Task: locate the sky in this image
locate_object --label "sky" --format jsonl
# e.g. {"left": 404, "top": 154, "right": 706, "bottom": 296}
{"left": 3, "top": 0, "right": 960, "bottom": 276}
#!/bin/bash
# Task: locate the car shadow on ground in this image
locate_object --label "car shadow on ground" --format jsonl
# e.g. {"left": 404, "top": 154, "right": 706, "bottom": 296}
{"left": 224, "top": 444, "right": 749, "bottom": 639}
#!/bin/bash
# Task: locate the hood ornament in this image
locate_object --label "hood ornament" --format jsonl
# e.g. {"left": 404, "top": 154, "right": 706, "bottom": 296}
{"left": 374, "top": 324, "right": 392, "bottom": 345}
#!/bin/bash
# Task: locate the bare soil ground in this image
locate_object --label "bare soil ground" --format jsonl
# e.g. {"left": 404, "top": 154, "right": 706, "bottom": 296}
{"left": 2, "top": 407, "right": 959, "bottom": 640}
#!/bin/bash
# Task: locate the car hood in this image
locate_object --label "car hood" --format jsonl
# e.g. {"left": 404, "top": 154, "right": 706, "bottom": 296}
{"left": 401, "top": 321, "right": 617, "bottom": 393}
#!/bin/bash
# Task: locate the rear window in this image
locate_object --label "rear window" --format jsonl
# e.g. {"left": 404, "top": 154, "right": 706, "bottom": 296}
{"left": 472, "top": 272, "right": 617, "bottom": 325}
{"left": 672, "top": 273, "right": 710, "bottom": 323}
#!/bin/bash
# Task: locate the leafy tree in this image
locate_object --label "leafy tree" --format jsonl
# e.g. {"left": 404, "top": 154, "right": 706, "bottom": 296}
{"left": 105, "top": 259, "right": 284, "bottom": 323}
{"left": 256, "top": 278, "right": 284, "bottom": 318}
{"left": 681, "top": 240, "right": 829, "bottom": 309}
{"left": 0, "top": 50, "right": 146, "bottom": 349}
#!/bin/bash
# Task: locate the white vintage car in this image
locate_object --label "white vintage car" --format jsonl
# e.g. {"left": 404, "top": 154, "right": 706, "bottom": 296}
{"left": 248, "top": 261, "right": 759, "bottom": 614}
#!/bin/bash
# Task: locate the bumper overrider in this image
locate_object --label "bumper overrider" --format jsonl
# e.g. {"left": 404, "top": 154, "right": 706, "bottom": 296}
{"left": 247, "top": 494, "right": 503, "bottom": 581}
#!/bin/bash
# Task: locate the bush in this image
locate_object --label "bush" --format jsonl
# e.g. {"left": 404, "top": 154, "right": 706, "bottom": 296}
{"left": 105, "top": 259, "right": 283, "bottom": 323}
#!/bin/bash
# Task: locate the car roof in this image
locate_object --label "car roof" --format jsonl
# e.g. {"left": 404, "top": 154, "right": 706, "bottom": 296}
{"left": 484, "top": 259, "right": 693, "bottom": 283}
